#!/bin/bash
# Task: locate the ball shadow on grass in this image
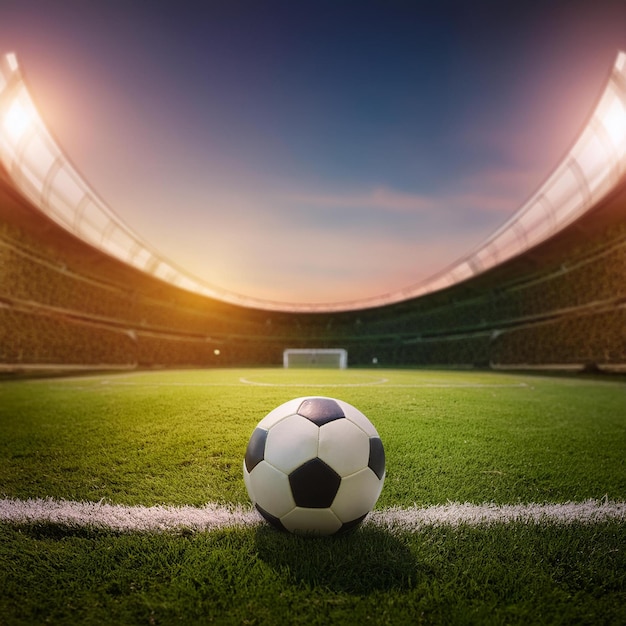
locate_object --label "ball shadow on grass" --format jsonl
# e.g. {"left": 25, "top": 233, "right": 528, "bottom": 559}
{"left": 254, "top": 522, "right": 428, "bottom": 594}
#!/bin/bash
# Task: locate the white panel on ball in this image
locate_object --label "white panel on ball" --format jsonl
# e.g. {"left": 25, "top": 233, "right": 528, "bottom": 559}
{"left": 335, "top": 400, "right": 380, "bottom": 437}
{"left": 332, "top": 468, "right": 385, "bottom": 522}
{"left": 318, "top": 419, "right": 370, "bottom": 476}
{"left": 281, "top": 507, "right": 343, "bottom": 535}
{"left": 265, "top": 415, "right": 319, "bottom": 474}
{"left": 257, "top": 398, "right": 305, "bottom": 430}
{"left": 247, "top": 461, "right": 295, "bottom": 518}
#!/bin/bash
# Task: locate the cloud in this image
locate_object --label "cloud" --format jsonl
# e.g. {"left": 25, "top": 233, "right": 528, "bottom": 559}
{"left": 125, "top": 166, "right": 541, "bottom": 305}
{"left": 165, "top": 205, "right": 490, "bottom": 305}
{"left": 285, "top": 162, "right": 540, "bottom": 222}
{"left": 440, "top": 190, "right": 520, "bottom": 215}
{"left": 287, "top": 186, "right": 437, "bottom": 214}
{"left": 448, "top": 165, "right": 545, "bottom": 213}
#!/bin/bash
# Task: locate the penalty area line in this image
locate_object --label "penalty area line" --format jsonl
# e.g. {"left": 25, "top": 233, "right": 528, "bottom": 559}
{"left": 0, "top": 498, "right": 624, "bottom": 533}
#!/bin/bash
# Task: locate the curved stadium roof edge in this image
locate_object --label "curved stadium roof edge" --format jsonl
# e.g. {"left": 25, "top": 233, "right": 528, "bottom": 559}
{"left": 1, "top": 51, "right": 625, "bottom": 313}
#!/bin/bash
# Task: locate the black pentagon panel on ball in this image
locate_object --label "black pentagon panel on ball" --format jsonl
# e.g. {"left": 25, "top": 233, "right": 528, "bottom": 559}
{"left": 368, "top": 437, "right": 385, "bottom": 480}
{"left": 289, "top": 458, "right": 341, "bottom": 508}
{"left": 244, "top": 427, "right": 268, "bottom": 473}
{"left": 297, "top": 397, "right": 345, "bottom": 426}
{"left": 255, "top": 504, "right": 287, "bottom": 532}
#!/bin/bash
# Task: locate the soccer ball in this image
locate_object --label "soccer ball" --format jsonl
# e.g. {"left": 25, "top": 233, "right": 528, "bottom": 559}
{"left": 243, "top": 396, "right": 385, "bottom": 535}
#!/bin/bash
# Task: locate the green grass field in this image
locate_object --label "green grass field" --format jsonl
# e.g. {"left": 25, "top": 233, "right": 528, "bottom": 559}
{"left": 1, "top": 368, "right": 625, "bottom": 624}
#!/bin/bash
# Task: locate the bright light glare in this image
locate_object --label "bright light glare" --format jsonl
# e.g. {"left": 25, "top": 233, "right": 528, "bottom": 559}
{"left": 3, "top": 99, "right": 32, "bottom": 144}
{"left": 6, "top": 53, "right": 18, "bottom": 72}
{"left": 601, "top": 95, "right": 626, "bottom": 154}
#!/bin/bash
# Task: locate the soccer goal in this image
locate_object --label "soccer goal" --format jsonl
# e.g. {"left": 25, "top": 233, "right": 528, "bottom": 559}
{"left": 283, "top": 348, "right": 348, "bottom": 369}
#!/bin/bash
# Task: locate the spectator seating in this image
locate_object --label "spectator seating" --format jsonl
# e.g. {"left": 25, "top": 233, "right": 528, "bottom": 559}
{"left": 1, "top": 171, "right": 625, "bottom": 372}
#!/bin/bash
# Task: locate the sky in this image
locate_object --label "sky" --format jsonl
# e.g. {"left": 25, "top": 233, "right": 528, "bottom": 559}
{"left": 1, "top": 0, "right": 626, "bottom": 308}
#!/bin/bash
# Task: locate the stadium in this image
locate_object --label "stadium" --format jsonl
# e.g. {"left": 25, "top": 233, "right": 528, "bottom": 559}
{"left": 1, "top": 39, "right": 625, "bottom": 626}
{"left": 1, "top": 48, "right": 626, "bottom": 373}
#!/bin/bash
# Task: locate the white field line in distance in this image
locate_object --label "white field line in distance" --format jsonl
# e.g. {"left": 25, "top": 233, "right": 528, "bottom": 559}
{"left": 33, "top": 370, "right": 533, "bottom": 390}
{"left": 0, "top": 498, "right": 624, "bottom": 534}
{"left": 89, "top": 377, "right": 530, "bottom": 389}
{"left": 45, "top": 376, "right": 390, "bottom": 389}
{"left": 238, "top": 381, "right": 530, "bottom": 389}
{"left": 239, "top": 377, "right": 390, "bottom": 387}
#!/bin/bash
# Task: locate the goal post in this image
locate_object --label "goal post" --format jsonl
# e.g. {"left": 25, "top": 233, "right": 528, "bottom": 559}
{"left": 283, "top": 348, "right": 348, "bottom": 369}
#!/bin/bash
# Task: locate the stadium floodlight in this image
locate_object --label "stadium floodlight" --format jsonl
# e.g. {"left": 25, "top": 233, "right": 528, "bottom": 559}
{"left": 599, "top": 88, "right": 626, "bottom": 154}
{"left": 1, "top": 51, "right": 625, "bottom": 313}
{"left": 0, "top": 52, "right": 261, "bottom": 311}
{"left": 3, "top": 99, "right": 32, "bottom": 144}
{"left": 5, "top": 52, "right": 18, "bottom": 73}
{"left": 283, "top": 349, "right": 348, "bottom": 369}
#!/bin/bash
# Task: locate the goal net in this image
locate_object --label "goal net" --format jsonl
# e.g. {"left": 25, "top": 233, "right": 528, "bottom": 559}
{"left": 283, "top": 348, "right": 348, "bottom": 369}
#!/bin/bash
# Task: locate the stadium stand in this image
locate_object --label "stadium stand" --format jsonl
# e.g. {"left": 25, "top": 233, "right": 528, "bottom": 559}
{"left": 1, "top": 164, "right": 625, "bottom": 373}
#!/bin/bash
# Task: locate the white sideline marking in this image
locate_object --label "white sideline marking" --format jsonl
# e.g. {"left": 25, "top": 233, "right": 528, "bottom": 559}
{"left": 368, "top": 499, "right": 626, "bottom": 530}
{"left": 0, "top": 499, "right": 261, "bottom": 532}
{"left": 239, "top": 377, "right": 389, "bottom": 387}
{"left": 0, "top": 498, "right": 624, "bottom": 533}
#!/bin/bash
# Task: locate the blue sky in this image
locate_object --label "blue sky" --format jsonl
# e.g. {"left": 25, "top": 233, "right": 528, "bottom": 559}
{"left": 2, "top": 1, "right": 626, "bottom": 306}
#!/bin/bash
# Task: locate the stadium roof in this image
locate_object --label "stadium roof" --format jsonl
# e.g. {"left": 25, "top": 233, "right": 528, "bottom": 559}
{"left": 1, "top": 51, "right": 625, "bottom": 312}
